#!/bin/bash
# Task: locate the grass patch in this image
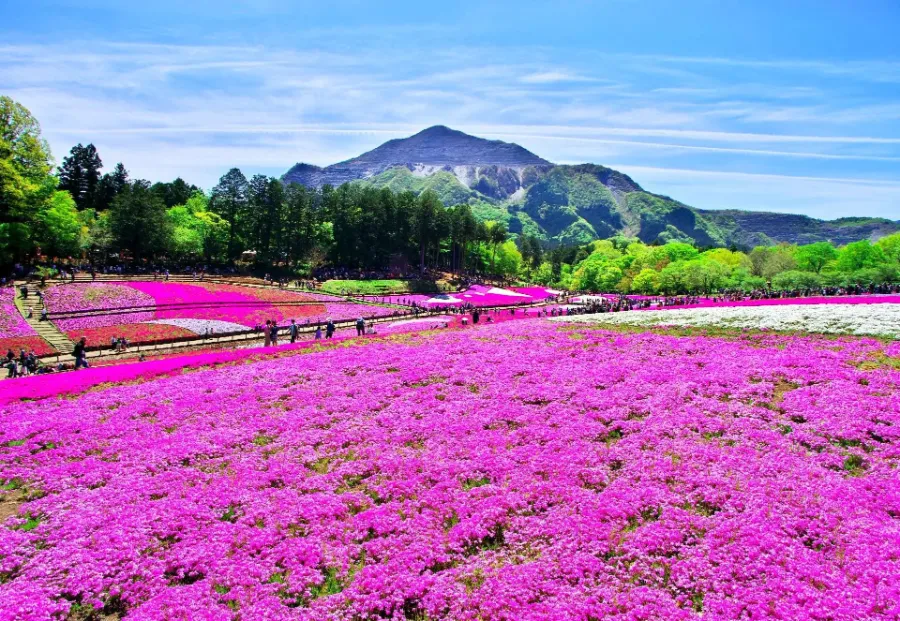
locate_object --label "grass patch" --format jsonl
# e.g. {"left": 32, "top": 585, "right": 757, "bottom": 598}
{"left": 252, "top": 434, "right": 276, "bottom": 446}
{"left": 320, "top": 279, "right": 440, "bottom": 295}
{"left": 462, "top": 476, "right": 490, "bottom": 490}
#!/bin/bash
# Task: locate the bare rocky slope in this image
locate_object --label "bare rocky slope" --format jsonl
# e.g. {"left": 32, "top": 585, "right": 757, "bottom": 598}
{"left": 283, "top": 126, "right": 899, "bottom": 247}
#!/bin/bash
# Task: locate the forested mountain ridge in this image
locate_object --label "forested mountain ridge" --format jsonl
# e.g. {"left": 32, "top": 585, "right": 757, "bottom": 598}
{"left": 283, "top": 126, "right": 900, "bottom": 248}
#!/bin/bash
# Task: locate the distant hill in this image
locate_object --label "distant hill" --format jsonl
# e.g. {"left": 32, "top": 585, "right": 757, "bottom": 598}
{"left": 283, "top": 126, "right": 900, "bottom": 247}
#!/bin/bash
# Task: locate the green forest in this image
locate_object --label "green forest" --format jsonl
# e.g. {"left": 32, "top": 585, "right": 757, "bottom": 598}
{"left": 3, "top": 96, "right": 899, "bottom": 293}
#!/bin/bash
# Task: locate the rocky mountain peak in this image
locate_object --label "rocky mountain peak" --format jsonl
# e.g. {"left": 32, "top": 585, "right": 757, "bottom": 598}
{"left": 283, "top": 126, "right": 551, "bottom": 188}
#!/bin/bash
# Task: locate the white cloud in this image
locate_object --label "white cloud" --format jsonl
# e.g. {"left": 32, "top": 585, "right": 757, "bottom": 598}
{"left": 2, "top": 39, "right": 898, "bottom": 218}
{"left": 519, "top": 71, "right": 594, "bottom": 84}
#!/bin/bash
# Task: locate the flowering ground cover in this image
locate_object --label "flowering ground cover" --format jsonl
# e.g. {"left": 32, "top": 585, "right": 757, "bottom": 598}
{"left": 2, "top": 320, "right": 899, "bottom": 619}
{"left": 371, "top": 287, "right": 560, "bottom": 308}
{"left": 558, "top": 302, "right": 900, "bottom": 338}
{"left": 0, "top": 287, "right": 54, "bottom": 356}
{"left": 420, "top": 285, "right": 542, "bottom": 308}
{"left": 41, "top": 282, "right": 397, "bottom": 346}
{"left": 511, "top": 286, "right": 562, "bottom": 300}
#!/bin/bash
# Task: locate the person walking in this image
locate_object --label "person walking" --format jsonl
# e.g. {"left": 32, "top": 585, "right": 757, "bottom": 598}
{"left": 289, "top": 319, "right": 298, "bottom": 343}
{"left": 73, "top": 337, "right": 88, "bottom": 370}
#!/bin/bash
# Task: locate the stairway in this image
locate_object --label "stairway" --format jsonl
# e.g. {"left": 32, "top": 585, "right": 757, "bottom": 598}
{"left": 15, "top": 283, "right": 74, "bottom": 354}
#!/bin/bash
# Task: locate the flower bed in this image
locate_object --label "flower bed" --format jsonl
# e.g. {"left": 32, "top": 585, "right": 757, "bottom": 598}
{"left": 0, "top": 288, "right": 38, "bottom": 340}
{"left": 556, "top": 302, "right": 900, "bottom": 338}
{"left": 2, "top": 321, "right": 899, "bottom": 619}
{"left": 70, "top": 323, "right": 196, "bottom": 346}
{"left": 420, "top": 285, "right": 544, "bottom": 308}
{"left": 41, "top": 282, "right": 398, "bottom": 346}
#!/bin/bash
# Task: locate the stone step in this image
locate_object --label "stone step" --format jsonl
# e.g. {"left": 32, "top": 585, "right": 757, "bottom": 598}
{"left": 13, "top": 281, "right": 74, "bottom": 355}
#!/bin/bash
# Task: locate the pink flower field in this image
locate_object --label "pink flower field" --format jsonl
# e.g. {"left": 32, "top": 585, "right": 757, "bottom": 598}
{"left": 1, "top": 320, "right": 899, "bottom": 620}
{"left": 41, "top": 282, "right": 397, "bottom": 345}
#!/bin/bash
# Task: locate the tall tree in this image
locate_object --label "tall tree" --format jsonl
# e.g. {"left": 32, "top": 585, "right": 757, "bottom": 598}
{"left": 58, "top": 143, "right": 103, "bottom": 210}
{"left": 94, "top": 162, "right": 129, "bottom": 211}
{"left": 488, "top": 222, "right": 508, "bottom": 276}
{"left": 0, "top": 96, "right": 72, "bottom": 265}
{"left": 108, "top": 180, "right": 171, "bottom": 260}
{"left": 209, "top": 168, "right": 249, "bottom": 261}
{"left": 281, "top": 183, "right": 318, "bottom": 265}
{"left": 152, "top": 177, "right": 199, "bottom": 209}
{"left": 413, "top": 191, "right": 442, "bottom": 272}
{"left": 450, "top": 204, "right": 478, "bottom": 273}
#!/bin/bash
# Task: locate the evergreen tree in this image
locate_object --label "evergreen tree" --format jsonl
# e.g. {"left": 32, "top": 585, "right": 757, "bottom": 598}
{"left": 209, "top": 168, "right": 249, "bottom": 260}
{"left": 58, "top": 143, "right": 103, "bottom": 210}
{"left": 152, "top": 177, "right": 199, "bottom": 208}
{"left": 94, "top": 162, "right": 129, "bottom": 211}
{"left": 488, "top": 222, "right": 508, "bottom": 276}
{"left": 413, "top": 191, "right": 442, "bottom": 272}
{"left": 108, "top": 180, "right": 171, "bottom": 260}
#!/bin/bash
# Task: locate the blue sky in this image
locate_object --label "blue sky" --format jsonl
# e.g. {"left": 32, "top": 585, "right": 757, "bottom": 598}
{"left": 2, "top": 0, "right": 899, "bottom": 219}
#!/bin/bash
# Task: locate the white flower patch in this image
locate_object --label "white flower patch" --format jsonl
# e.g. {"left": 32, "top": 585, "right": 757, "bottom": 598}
{"left": 552, "top": 303, "right": 900, "bottom": 338}
{"left": 146, "top": 318, "right": 249, "bottom": 335}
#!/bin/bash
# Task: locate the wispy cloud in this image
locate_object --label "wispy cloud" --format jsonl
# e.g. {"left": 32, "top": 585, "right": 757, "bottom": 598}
{"left": 629, "top": 54, "right": 900, "bottom": 84}
{"left": 1, "top": 38, "right": 897, "bottom": 219}
{"left": 612, "top": 166, "right": 900, "bottom": 220}
{"left": 519, "top": 71, "right": 595, "bottom": 84}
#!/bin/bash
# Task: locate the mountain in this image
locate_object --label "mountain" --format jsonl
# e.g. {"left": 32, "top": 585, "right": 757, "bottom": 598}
{"left": 283, "top": 126, "right": 900, "bottom": 248}
{"left": 283, "top": 125, "right": 551, "bottom": 195}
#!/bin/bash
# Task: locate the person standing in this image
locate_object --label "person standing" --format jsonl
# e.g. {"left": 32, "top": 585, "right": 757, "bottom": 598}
{"left": 270, "top": 321, "right": 279, "bottom": 346}
{"left": 289, "top": 319, "right": 298, "bottom": 343}
{"left": 315, "top": 325, "right": 323, "bottom": 340}
{"left": 263, "top": 320, "right": 272, "bottom": 347}
{"left": 326, "top": 320, "right": 335, "bottom": 339}
{"left": 356, "top": 316, "right": 365, "bottom": 336}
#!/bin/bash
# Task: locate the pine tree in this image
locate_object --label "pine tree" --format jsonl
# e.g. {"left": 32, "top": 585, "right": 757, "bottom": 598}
{"left": 94, "top": 162, "right": 129, "bottom": 211}
{"left": 58, "top": 143, "right": 103, "bottom": 210}
{"left": 209, "top": 168, "right": 249, "bottom": 260}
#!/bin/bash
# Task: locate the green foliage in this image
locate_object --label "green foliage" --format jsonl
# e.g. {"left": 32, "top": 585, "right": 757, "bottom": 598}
{"left": 320, "top": 280, "right": 434, "bottom": 295}
{"left": 0, "top": 96, "right": 58, "bottom": 264}
{"left": 771, "top": 270, "right": 822, "bottom": 291}
{"left": 795, "top": 242, "right": 837, "bottom": 273}
{"left": 38, "top": 190, "right": 82, "bottom": 257}
{"left": 631, "top": 268, "right": 660, "bottom": 294}
{"left": 108, "top": 180, "right": 172, "bottom": 260}
{"left": 836, "top": 240, "right": 886, "bottom": 272}
{"left": 57, "top": 143, "right": 102, "bottom": 210}
{"left": 877, "top": 232, "right": 900, "bottom": 265}
{"left": 366, "top": 168, "right": 479, "bottom": 206}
